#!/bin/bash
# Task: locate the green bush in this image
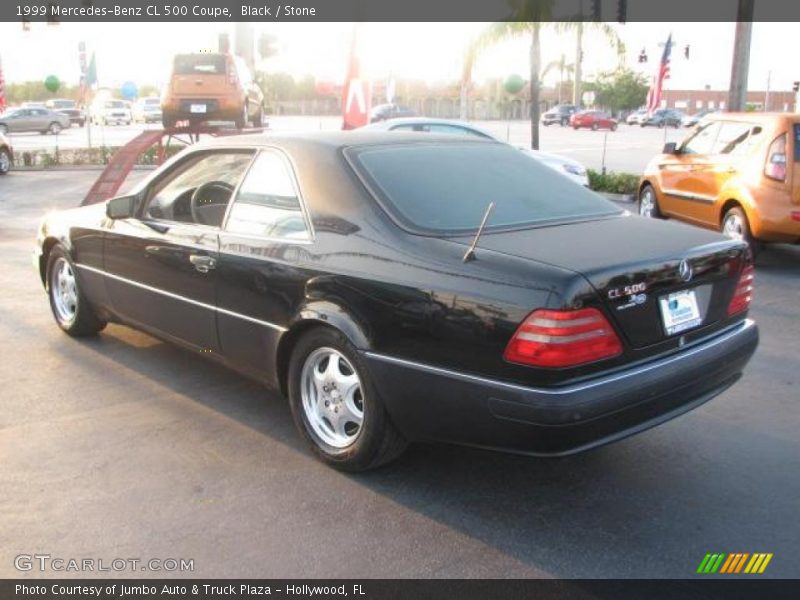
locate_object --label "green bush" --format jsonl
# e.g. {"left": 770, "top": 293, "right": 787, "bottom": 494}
{"left": 588, "top": 169, "right": 640, "bottom": 195}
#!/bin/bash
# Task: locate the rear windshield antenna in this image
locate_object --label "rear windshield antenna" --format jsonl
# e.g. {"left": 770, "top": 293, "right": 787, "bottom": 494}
{"left": 463, "top": 201, "right": 495, "bottom": 263}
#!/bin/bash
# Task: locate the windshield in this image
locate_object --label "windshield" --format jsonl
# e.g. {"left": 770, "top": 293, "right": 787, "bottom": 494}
{"left": 174, "top": 54, "right": 226, "bottom": 75}
{"left": 349, "top": 142, "right": 620, "bottom": 234}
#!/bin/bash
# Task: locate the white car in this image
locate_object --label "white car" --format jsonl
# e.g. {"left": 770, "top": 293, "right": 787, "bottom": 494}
{"left": 626, "top": 109, "right": 647, "bottom": 125}
{"left": 90, "top": 99, "right": 132, "bottom": 126}
{"left": 360, "top": 118, "right": 590, "bottom": 187}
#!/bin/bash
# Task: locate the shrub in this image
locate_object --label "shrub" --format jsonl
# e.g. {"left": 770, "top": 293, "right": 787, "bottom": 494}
{"left": 588, "top": 169, "right": 640, "bottom": 196}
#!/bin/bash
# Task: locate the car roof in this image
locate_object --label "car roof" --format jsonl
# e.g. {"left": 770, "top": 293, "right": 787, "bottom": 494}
{"left": 199, "top": 130, "right": 498, "bottom": 151}
{"left": 705, "top": 112, "right": 800, "bottom": 125}
{"left": 361, "top": 117, "right": 496, "bottom": 137}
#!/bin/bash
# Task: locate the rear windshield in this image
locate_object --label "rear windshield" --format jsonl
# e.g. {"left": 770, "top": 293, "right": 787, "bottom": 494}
{"left": 349, "top": 142, "right": 620, "bottom": 234}
{"left": 174, "top": 54, "right": 226, "bottom": 75}
{"left": 106, "top": 101, "right": 125, "bottom": 109}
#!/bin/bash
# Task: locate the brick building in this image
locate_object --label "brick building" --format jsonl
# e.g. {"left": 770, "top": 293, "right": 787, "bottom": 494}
{"left": 661, "top": 89, "right": 797, "bottom": 114}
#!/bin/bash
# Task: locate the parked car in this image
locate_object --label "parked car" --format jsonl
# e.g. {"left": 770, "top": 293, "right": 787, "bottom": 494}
{"left": 90, "top": 99, "right": 132, "bottom": 126}
{"left": 369, "top": 103, "right": 416, "bottom": 123}
{"left": 132, "top": 97, "right": 163, "bottom": 124}
{"left": 362, "top": 117, "right": 589, "bottom": 186}
{"left": 626, "top": 109, "right": 648, "bottom": 125}
{"left": 161, "top": 52, "right": 264, "bottom": 129}
{"left": 541, "top": 104, "right": 577, "bottom": 126}
{"left": 0, "top": 107, "right": 70, "bottom": 135}
{"left": 0, "top": 131, "right": 13, "bottom": 175}
{"left": 641, "top": 109, "right": 683, "bottom": 128}
{"left": 45, "top": 99, "right": 85, "bottom": 127}
{"left": 638, "top": 113, "right": 800, "bottom": 252}
{"left": 35, "top": 131, "right": 758, "bottom": 471}
{"left": 571, "top": 110, "right": 618, "bottom": 131}
{"left": 682, "top": 108, "right": 718, "bottom": 128}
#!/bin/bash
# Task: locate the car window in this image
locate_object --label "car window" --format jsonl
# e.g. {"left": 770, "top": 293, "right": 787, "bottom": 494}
{"left": 174, "top": 54, "right": 226, "bottom": 75}
{"left": 426, "top": 124, "right": 490, "bottom": 138}
{"left": 681, "top": 122, "right": 720, "bottom": 155}
{"left": 390, "top": 124, "right": 422, "bottom": 132}
{"left": 224, "top": 151, "right": 311, "bottom": 241}
{"left": 349, "top": 142, "right": 620, "bottom": 234}
{"left": 712, "top": 122, "right": 760, "bottom": 155}
{"left": 145, "top": 151, "right": 254, "bottom": 227}
{"left": 793, "top": 124, "right": 800, "bottom": 162}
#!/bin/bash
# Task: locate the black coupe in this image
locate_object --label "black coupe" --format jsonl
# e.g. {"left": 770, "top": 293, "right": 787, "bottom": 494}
{"left": 35, "top": 132, "right": 759, "bottom": 471}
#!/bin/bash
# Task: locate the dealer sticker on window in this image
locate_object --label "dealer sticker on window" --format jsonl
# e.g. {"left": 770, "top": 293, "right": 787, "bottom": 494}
{"left": 190, "top": 104, "right": 207, "bottom": 114}
{"left": 660, "top": 289, "right": 702, "bottom": 335}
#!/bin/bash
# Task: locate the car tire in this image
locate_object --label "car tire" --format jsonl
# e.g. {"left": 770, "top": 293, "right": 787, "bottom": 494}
{"left": 610, "top": 123, "right": 618, "bottom": 131}
{"left": 658, "top": 121, "right": 665, "bottom": 129}
{"left": 287, "top": 327, "right": 408, "bottom": 471}
{"left": 46, "top": 245, "right": 107, "bottom": 337}
{"left": 253, "top": 107, "right": 264, "bottom": 128}
{"left": 721, "top": 206, "right": 760, "bottom": 256}
{"left": 638, "top": 184, "right": 662, "bottom": 219}
{"left": 162, "top": 115, "right": 176, "bottom": 129}
{"left": 234, "top": 103, "right": 248, "bottom": 129}
{"left": 561, "top": 117, "right": 569, "bottom": 126}
{"left": 591, "top": 123, "right": 599, "bottom": 131}
{"left": 573, "top": 125, "right": 579, "bottom": 130}
{"left": 0, "top": 147, "right": 11, "bottom": 175}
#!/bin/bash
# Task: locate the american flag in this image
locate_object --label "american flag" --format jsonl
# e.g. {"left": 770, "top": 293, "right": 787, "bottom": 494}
{"left": 0, "top": 54, "right": 6, "bottom": 114}
{"left": 646, "top": 34, "right": 672, "bottom": 114}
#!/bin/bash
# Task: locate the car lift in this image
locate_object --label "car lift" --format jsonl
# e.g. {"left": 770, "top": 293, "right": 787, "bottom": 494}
{"left": 81, "top": 125, "right": 265, "bottom": 206}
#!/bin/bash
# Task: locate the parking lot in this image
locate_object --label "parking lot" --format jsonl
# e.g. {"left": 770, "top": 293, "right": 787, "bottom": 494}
{"left": 1, "top": 169, "right": 798, "bottom": 579}
{"left": 5, "top": 115, "right": 687, "bottom": 174}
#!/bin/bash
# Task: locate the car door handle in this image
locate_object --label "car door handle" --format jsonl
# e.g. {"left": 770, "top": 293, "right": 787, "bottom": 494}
{"left": 189, "top": 254, "right": 216, "bottom": 273}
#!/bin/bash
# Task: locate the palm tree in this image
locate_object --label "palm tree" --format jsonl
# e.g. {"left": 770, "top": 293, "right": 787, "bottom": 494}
{"left": 473, "top": 2, "right": 624, "bottom": 149}
{"left": 541, "top": 55, "right": 575, "bottom": 104}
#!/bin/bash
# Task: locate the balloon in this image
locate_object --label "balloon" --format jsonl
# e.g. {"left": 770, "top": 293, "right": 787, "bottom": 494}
{"left": 44, "top": 75, "right": 60, "bottom": 94}
{"left": 503, "top": 74, "right": 525, "bottom": 95}
{"left": 120, "top": 81, "right": 138, "bottom": 100}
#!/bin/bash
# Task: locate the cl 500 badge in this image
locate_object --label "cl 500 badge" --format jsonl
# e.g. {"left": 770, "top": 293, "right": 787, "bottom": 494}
{"left": 608, "top": 282, "right": 647, "bottom": 300}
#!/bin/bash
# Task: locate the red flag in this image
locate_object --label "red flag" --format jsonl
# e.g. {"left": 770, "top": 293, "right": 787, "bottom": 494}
{"left": 341, "top": 27, "right": 370, "bottom": 130}
{"left": 646, "top": 34, "right": 672, "bottom": 114}
{"left": 0, "top": 55, "right": 6, "bottom": 114}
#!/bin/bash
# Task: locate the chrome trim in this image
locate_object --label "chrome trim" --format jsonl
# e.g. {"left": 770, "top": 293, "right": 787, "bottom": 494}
{"left": 662, "top": 188, "right": 716, "bottom": 203}
{"left": 75, "top": 263, "right": 288, "bottom": 333}
{"left": 364, "top": 319, "right": 755, "bottom": 396}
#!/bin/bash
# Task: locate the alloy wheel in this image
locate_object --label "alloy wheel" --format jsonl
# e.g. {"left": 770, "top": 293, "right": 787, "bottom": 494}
{"left": 51, "top": 257, "right": 78, "bottom": 325}
{"left": 0, "top": 150, "right": 10, "bottom": 174}
{"left": 300, "top": 347, "right": 364, "bottom": 449}
{"left": 639, "top": 188, "right": 656, "bottom": 217}
{"left": 722, "top": 212, "right": 745, "bottom": 240}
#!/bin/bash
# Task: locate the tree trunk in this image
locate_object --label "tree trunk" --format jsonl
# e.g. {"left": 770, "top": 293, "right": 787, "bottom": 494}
{"left": 459, "top": 83, "right": 469, "bottom": 120}
{"left": 529, "top": 24, "right": 541, "bottom": 150}
{"left": 573, "top": 21, "right": 583, "bottom": 107}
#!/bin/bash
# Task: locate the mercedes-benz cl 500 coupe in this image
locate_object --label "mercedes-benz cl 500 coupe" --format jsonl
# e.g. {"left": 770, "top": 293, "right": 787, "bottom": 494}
{"left": 35, "top": 132, "right": 759, "bottom": 471}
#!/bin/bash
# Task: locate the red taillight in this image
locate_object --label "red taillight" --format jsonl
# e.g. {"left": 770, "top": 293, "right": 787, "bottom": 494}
{"left": 503, "top": 308, "right": 623, "bottom": 368}
{"left": 727, "top": 264, "right": 754, "bottom": 316}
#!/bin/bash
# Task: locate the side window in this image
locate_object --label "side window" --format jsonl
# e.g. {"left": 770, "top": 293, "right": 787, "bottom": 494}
{"left": 145, "top": 152, "right": 253, "bottom": 227}
{"left": 427, "top": 124, "right": 489, "bottom": 138}
{"left": 224, "top": 151, "right": 311, "bottom": 241}
{"left": 390, "top": 124, "right": 424, "bottom": 132}
{"left": 764, "top": 134, "right": 787, "bottom": 182}
{"left": 681, "top": 122, "right": 720, "bottom": 155}
{"left": 712, "top": 122, "right": 760, "bottom": 155}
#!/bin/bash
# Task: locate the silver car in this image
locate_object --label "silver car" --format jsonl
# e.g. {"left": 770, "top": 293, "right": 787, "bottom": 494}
{"left": 361, "top": 117, "right": 590, "bottom": 186}
{"left": 0, "top": 107, "right": 71, "bottom": 135}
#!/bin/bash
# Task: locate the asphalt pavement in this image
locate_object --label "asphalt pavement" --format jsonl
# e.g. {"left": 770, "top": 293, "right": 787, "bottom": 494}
{"left": 5, "top": 116, "right": 686, "bottom": 174}
{"left": 1, "top": 171, "right": 798, "bottom": 578}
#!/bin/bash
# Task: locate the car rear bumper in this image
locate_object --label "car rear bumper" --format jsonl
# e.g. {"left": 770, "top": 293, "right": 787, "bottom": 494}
{"left": 363, "top": 318, "right": 758, "bottom": 456}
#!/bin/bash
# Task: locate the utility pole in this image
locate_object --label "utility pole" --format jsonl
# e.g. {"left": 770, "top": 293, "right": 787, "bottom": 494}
{"left": 727, "top": 0, "right": 754, "bottom": 112}
{"left": 573, "top": 21, "right": 583, "bottom": 107}
{"left": 764, "top": 70, "right": 771, "bottom": 111}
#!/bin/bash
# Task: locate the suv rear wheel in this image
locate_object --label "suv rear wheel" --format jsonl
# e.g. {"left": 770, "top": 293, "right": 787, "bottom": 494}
{"left": 638, "top": 184, "right": 662, "bottom": 219}
{"left": 721, "top": 206, "right": 760, "bottom": 256}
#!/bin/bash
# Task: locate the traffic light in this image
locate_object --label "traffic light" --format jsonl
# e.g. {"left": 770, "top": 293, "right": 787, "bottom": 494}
{"left": 591, "top": 0, "right": 601, "bottom": 21}
{"left": 684, "top": 45, "right": 690, "bottom": 59}
{"left": 638, "top": 49, "right": 648, "bottom": 63}
{"left": 617, "top": 0, "right": 627, "bottom": 23}
{"left": 794, "top": 81, "right": 800, "bottom": 93}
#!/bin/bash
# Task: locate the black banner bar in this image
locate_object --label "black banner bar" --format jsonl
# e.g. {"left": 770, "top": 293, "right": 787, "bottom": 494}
{"left": 6, "top": 0, "right": 800, "bottom": 23}
{"left": 3, "top": 579, "right": 800, "bottom": 600}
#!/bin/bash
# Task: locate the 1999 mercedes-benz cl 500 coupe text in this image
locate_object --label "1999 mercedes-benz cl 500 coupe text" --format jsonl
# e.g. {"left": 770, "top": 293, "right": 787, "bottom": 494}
{"left": 35, "top": 132, "right": 759, "bottom": 471}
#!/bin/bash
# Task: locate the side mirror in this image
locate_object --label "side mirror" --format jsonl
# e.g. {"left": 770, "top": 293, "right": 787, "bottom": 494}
{"left": 106, "top": 194, "right": 138, "bottom": 220}
{"left": 662, "top": 142, "right": 678, "bottom": 155}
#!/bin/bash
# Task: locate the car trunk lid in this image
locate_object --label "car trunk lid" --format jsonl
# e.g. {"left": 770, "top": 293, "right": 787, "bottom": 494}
{"left": 451, "top": 215, "right": 749, "bottom": 350}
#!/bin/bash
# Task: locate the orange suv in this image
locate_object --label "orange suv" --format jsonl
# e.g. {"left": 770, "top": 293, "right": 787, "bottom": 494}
{"left": 161, "top": 53, "right": 264, "bottom": 130}
{"left": 638, "top": 113, "right": 800, "bottom": 251}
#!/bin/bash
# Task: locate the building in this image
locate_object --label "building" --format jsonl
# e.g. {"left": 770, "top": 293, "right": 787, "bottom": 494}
{"left": 661, "top": 89, "right": 796, "bottom": 113}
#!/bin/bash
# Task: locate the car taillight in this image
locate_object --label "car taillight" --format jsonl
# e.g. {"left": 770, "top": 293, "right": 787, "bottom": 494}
{"left": 503, "top": 308, "right": 623, "bottom": 368}
{"left": 727, "top": 264, "right": 754, "bottom": 316}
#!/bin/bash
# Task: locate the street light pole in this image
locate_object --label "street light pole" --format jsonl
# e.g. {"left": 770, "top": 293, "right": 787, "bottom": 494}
{"left": 727, "top": 0, "right": 754, "bottom": 112}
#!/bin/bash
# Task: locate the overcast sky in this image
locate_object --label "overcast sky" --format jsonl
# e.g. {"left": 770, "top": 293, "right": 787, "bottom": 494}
{"left": 0, "top": 22, "right": 796, "bottom": 93}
